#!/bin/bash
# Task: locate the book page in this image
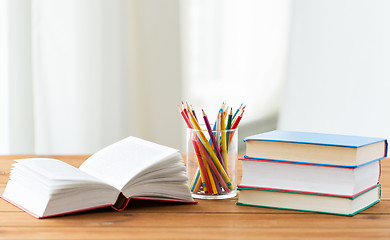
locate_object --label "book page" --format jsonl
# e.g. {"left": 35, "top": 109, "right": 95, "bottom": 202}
{"left": 3, "top": 158, "right": 120, "bottom": 218}
{"left": 79, "top": 136, "right": 179, "bottom": 191}
{"left": 14, "top": 158, "right": 105, "bottom": 183}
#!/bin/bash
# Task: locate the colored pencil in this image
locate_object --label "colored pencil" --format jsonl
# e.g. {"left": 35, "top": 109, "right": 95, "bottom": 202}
{"left": 178, "top": 106, "right": 192, "bottom": 129}
{"left": 187, "top": 109, "right": 220, "bottom": 194}
{"left": 197, "top": 138, "right": 229, "bottom": 193}
{"left": 190, "top": 170, "right": 200, "bottom": 192}
{"left": 198, "top": 140, "right": 220, "bottom": 195}
{"left": 187, "top": 109, "right": 233, "bottom": 190}
{"left": 190, "top": 105, "right": 198, "bottom": 121}
{"left": 216, "top": 111, "right": 221, "bottom": 150}
{"left": 226, "top": 108, "right": 233, "bottom": 151}
{"left": 232, "top": 103, "right": 243, "bottom": 120}
{"left": 228, "top": 110, "right": 244, "bottom": 146}
{"left": 193, "top": 174, "right": 202, "bottom": 193}
{"left": 178, "top": 105, "right": 208, "bottom": 193}
{"left": 203, "top": 109, "right": 225, "bottom": 169}
{"left": 220, "top": 108, "right": 228, "bottom": 169}
{"left": 178, "top": 102, "right": 245, "bottom": 195}
{"left": 193, "top": 142, "right": 212, "bottom": 194}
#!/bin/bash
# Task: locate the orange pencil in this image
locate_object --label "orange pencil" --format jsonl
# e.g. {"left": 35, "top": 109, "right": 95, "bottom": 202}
{"left": 192, "top": 175, "right": 202, "bottom": 193}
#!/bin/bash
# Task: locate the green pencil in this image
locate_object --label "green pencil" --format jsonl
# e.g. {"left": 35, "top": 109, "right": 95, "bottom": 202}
{"left": 226, "top": 108, "right": 233, "bottom": 151}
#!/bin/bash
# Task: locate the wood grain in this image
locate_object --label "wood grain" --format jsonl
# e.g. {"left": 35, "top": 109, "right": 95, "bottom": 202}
{"left": 1, "top": 228, "right": 389, "bottom": 240}
{"left": 1, "top": 155, "right": 390, "bottom": 240}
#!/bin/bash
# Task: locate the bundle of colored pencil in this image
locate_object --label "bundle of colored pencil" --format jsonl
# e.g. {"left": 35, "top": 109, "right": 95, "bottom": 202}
{"left": 178, "top": 102, "right": 245, "bottom": 195}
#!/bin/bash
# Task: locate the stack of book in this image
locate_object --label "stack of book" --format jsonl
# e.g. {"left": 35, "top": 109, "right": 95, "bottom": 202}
{"left": 237, "top": 130, "right": 387, "bottom": 216}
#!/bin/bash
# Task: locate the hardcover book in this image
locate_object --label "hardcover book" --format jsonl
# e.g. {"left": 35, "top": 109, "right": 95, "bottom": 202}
{"left": 244, "top": 130, "right": 387, "bottom": 167}
{"left": 238, "top": 157, "right": 380, "bottom": 197}
{"left": 237, "top": 184, "right": 381, "bottom": 216}
{"left": 1, "top": 136, "right": 195, "bottom": 218}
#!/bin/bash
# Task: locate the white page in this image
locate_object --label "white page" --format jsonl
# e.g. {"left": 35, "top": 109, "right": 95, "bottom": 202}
{"left": 79, "top": 136, "right": 179, "bottom": 191}
{"left": 14, "top": 158, "right": 104, "bottom": 183}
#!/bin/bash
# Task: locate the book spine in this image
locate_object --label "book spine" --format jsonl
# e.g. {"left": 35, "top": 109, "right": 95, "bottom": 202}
{"left": 237, "top": 184, "right": 380, "bottom": 199}
{"left": 111, "top": 193, "right": 130, "bottom": 211}
{"left": 379, "top": 160, "right": 382, "bottom": 185}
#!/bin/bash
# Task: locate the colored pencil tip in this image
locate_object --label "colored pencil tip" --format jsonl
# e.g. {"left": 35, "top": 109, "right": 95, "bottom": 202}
{"left": 202, "top": 109, "right": 206, "bottom": 116}
{"left": 230, "top": 108, "right": 233, "bottom": 114}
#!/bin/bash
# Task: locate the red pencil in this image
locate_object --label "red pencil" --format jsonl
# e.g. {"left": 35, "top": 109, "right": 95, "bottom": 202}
{"left": 178, "top": 106, "right": 193, "bottom": 129}
{"left": 231, "top": 110, "right": 244, "bottom": 130}
{"left": 193, "top": 139, "right": 213, "bottom": 194}
{"left": 228, "top": 110, "right": 244, "bottom": 145}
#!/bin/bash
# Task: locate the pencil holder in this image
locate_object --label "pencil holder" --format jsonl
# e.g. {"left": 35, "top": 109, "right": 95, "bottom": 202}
{"left": 186, "top": 125, "right": 238, "bottom": 199}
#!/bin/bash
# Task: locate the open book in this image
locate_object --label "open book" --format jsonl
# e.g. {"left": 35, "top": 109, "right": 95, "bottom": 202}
{"left": 1, "top": 137, "right": 195, "bottom": 218}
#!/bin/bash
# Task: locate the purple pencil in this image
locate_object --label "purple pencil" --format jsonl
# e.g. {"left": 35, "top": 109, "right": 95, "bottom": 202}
{"left": 202, "top": 109, "right": 226, "bottom": 170}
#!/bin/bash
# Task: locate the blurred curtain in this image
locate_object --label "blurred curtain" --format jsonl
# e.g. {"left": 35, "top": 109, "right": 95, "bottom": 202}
{"left": 1, "top": 0, "right": 292, "bottom": 154}
{"left": 1, "top": 0, "right": 183, "bottom": 154}
{"left": 180, "top": 0, "right": 292, "bottom": 151}
{"left": 181, "top": 0, "right": 291, "bottom": 123}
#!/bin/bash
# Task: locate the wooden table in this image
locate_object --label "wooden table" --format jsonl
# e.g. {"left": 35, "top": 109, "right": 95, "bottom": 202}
{"left": 1, "top": 155, "right": 390, "bottom": 239}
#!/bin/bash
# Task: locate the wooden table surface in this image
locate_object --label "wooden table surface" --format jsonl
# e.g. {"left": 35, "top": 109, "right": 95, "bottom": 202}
{"left": 1, "top": 155, "right": 390, "bottom": 240}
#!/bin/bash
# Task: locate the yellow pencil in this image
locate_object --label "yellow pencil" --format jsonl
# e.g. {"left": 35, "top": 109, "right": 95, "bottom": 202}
{"left": 220, "top": 108, "right": 228, "bottom": 169}
{"left": 195, "top": 154, "right": 209, "bottom": 193}
{"left": 216, "top": 111, "right": 221, "bottom": 148}
{"left": 187, "top": 109, "right": 233, "bottom": 190}
{"left": 199, "top": 145, "right": 218, "bottom": 194}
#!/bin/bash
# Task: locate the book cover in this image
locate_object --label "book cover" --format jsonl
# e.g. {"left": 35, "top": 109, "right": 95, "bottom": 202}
{"left": 243, "top": 130, "right": 388, "bottom": 167}
{"left": 244, "top": 130, "right": 387, "bottom": 148}
{"left": 237, "top": 184, "right": 381, "bottom": 216}
{"left": 1, "top": 195, "right": 196, "bottom": 219}
{"left": 237, "top": 184, "right": 379, "bottom": 199}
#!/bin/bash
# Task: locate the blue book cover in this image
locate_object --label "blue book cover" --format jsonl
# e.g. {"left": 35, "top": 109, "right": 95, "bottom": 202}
{"left": 243, "top": 130, "right": 388, "bottom": 167}
{"left": 244, "top": 130, "right": 386, "bottom": 148}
